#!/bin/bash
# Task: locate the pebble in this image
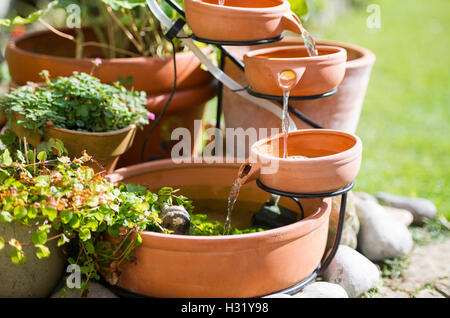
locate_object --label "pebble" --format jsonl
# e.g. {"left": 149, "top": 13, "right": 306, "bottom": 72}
{"left": 322, "top": 245, "right": 380, "bottom": 298}
{"left": 292, "top": 282, "right": 348, "bottom": 298}
{"left": 354, "top": 197, "right": 414, "bottom": 261}
{"left": 376, "top": 192, "right": 437, "bottom": 225}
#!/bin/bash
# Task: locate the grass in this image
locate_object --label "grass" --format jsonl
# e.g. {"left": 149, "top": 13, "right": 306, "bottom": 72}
{"left": 307, "top": 0, "right": 450, "bottom": 220}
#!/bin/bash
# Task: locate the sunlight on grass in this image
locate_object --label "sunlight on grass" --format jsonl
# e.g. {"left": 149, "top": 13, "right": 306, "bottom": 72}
{"left": 310, "top": 0, "right": 449, "bottom": 219}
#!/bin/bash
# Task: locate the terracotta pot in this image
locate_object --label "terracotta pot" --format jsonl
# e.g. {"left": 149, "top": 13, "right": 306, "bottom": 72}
{"left": 222, "top": 38, "right": 376, "bottom": 154}
{"left": 244, "top": 45, "right": 347, "bottom": 96}
{"left": 10, "top": 114, "right": 137, "bottom": 173}
{"left": 238, "top": 129, "right": 362, "bottom": 193}
{"left": 6, "top": 28, "right": 212, "bottom": 95}
{"left": 0, "top": 222, "right": 66, "bottom": 298}
{"left": 117, "top": 80, "right": 217, "bottom": 166}
{"left": 185, "top": 0, "right": 304, "bottom": 42}
{"left": 106, "top": 159, "right": 332, "bottom": 298}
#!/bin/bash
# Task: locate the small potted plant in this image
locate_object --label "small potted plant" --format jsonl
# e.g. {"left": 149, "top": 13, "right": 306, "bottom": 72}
{"left": 0, "top": 70, "right": 151, "bottom": 172}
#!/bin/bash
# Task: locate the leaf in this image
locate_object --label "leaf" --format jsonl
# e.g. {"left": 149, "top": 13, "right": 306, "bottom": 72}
{"left": 79, "top": 227, "right": 91, "bottom": 241}
{"left": 37, "top": 151, "right": 47, "bottom": 162}
{"left": 8, "top": 239, "right": 22, "bottom": 251}
{"left": 101, "top": 0, "right": 146, "bottom": 10}
{"left": 10, "top": 249, "right": 26, "bottom": 265}
{"left": 13, "top": 206, "right": 27, "bottom": 219}
{"left": 1, "top": 149, "right": 12, "bottom": 166}
{"left": 0, "top": 0, "right": 59, "bottom": 28}
{"left": 60, "top": 210, "right": 73, "bottom": 224}
{"left": 135, "top": 233, "right": 143, "bottom": 247}
{"left": 85, "top": 241, "right": 95, "bottom": 254}
{"left": 32, "top": 230, "right": 47, "bottom": 245}
{"left": 34, "top": 175, "right": 50, "bottom": 187}
{"left": 0, "top": 237, "right": 4, "bottom": 250}
{"left": 42, "top": 205, "right": 58, "bottom": 221}
{"left": 0, "top": 211, "right": 13, "bottom": 223}
{"left": 108, "top": 225, "right": 120, "bottom": 237}
{"left": 57, "top": 234, "right": 70, "bottom": 247}
{"left": 35, "top": 245, "right": 50, "bottom": 259}
{"left": 69, "top": 214, "right": 80, "bottom": 228}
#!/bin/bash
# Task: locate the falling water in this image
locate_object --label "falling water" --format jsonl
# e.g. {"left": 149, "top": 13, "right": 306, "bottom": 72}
{"left": 224, "top": 179, "right": 241, "bottom": 234}
{"left": 218, "top": 0, "right": 225, "bottom": 5}
{"left": 278, "top": 70, "right": 297, "bottom": 158}
{"left": 301, "top": 28, "right": 318, "bottom": 57}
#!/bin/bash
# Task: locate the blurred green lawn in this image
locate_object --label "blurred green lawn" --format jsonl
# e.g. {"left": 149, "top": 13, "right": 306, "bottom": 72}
{"left": 309, "top": 0, "right": 449, "bottom": 219}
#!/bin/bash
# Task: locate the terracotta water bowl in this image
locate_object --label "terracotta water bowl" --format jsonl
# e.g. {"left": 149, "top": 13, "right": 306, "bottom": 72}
{"left": 185, "top": 0, "right": 304, "bottom": 42}
{"left": 238, "top": 129, "right": 362, "bottom": 194}
{"left": 244, "top": 45, "right": 347, "bottom": 96}
{"left": 106, "top": 159, "right": 332, "bottom": 298}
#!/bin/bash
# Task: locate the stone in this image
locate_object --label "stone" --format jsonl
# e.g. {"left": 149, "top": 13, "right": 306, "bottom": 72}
{"left": 434, "top": 278, "right": 450, "bottom": 297}
{"left": 322, "top": 245, "right": 380, "bottom": 298}
{"left": 263, "top": 293, "right": 292, "bottom": 298}
{"left": 0, "top": 222, "right": 66, "bottom": 298}
{"left": 327, "top": 191, "right": 360, "bottom": 250}
{"left": 52, "top": 281, "right": 119, "bottom": 298}
{"left": 376, "top": 192, "right": 437, "bottom": 225}
{"left": 383, "top": 206, "right": 414, "bottom": 227}
{"left": 415, "top": 288, "right": 445, "bottom": 298}
{"left": 161, "top": 204, "right": 191, "bottom": 234}
{"left": 293, "top": 282, "right": 348, "bottom": 298}
{"left": 353, "top": 191, "right": 378, "bottom": 204}
{"left": 354, "top": 197, "right": 414, "bottom": 261}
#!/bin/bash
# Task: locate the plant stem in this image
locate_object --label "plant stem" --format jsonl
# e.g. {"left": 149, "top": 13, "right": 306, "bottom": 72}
{"left": 105, "top": 6, "right": 142, "bottom": 55}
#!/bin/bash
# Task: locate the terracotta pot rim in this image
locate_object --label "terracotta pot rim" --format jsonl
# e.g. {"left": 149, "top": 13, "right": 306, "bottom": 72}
{"left": 49, "top": 123, "right": 137, "bottom": 136}
{"left": 252, "top": 129, "right": 362, "bottom": 163}
{"left": 244, "top": 45, "right": 346, "bottom": 63}
{"left": 7, "top": 28, "right": 205, "bottom": 64}
{"left": 187, "top": 0, "right": 289, "bottom": 14}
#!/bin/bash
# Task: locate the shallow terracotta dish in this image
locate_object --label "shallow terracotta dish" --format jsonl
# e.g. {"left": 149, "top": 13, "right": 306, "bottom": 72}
{"left": 106, "top": 160, "right": 332, "bottom": 298}
{"left": 185, "top": 0, "right": 304, "bottom": 42}
{"left": 244, "top": 45, "right": 347, "bottom": 96}
{"left": 239, "top": 129, "right": 362, "bottom": 193}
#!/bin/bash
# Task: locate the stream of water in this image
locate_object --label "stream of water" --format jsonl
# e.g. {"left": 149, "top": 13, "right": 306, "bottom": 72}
{"left": 224, "top": 179, "right": 242, "bottom": 234}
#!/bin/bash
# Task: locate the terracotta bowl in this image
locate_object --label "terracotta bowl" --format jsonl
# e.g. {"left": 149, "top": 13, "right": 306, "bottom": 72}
{"left": 244, "top": 45, "right": 347, "bottom": 96}
{"left": 239, "top": 129, "right": 362, "bottom": 193}
{"left": 106, "top": 160, "right": 332, "bottom": 298}
{"left": 185, "top": 0, "right": 304, "bottom": 42}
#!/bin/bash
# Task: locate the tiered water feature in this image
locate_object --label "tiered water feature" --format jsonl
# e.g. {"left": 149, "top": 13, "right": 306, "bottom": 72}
{"left": 104, "top": 0, "right": 364, "bottom": 297}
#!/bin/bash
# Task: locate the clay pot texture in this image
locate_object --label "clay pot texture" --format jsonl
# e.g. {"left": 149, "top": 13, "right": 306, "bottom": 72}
{"left": 244, "top": 45, "right": 347, "bottom": 96}
{"left": 106, "top": 159, "right": 332, "bottom": 298}
{"left": 6, "top": 28, "right": 212, "bottom": 95}
{"left": 222, "top": 38, "right": 376, "bottom": 144}
{"left": 0, "top": 222, "right": 66, "bottom": 297}
{"left": 240, "top": 129, "right": 362, "bottom": 194}
{"left": 185, "top": 0, "right": 304, "bottom": 41}
{"left": 117, "top": 80, "right": 217, "bottom": 166}
{"left": 10, "top": 114, "right": 137, "bottom": 173}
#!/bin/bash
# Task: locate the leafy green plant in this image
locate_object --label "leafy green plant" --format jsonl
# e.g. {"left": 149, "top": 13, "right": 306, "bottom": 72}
{"left": 0, "top": 70, "right": 150, "bottom": 134}
{"left": 0, "top": 139, "right": 264, "bottom": 295}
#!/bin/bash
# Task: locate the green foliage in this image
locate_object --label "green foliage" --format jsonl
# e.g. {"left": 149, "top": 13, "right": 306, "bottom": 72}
{"left": 379, "top": 257, "right": 410, "bottom": 280}
{"left": 0, "top": 1, "right": 59, "bottom": 27}
{"left": 410, "top": 217, "right": 450, "bottom": 246}
{"left": 0, "top": 71, "right": 149, "bottom": 133}
{"left": 0, "top": 139, "right": 265, "bottom": 294}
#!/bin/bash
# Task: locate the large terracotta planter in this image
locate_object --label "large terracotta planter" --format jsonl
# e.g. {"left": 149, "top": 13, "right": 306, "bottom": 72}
{"left": 244, "top": 45, "right": 347, "bottom": 96}
{"left": 117, "top": 80, "right": 217, "bottom": 166}
{"left": 6, "top": 28, "right": 212, "bottom": 95}
{"left": 238, "top": 129, "right": 362, "bottom": 194}
{"left": 0, "top": 222, "right": 66, "bottom": 298}
{"left": 185, "top": 0, "right": 304, "bottom": 42}
{"left": 222, "top": 38, "right": 375, "bottom": 157}
{"left": 10, "top": 114, "right": 137, "bottom": 173}
{"left": 106, "top": 160, "right": 332, "bottom": 298}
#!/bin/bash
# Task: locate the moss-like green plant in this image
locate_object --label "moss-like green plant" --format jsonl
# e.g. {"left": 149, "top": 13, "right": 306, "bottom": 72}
{"left": 0, "top": 71, "right": 150, "bottom": 135}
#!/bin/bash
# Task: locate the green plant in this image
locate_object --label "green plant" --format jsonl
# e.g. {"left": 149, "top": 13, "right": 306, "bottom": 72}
{"left": 0, "top": 139, "right": 264, "bottom": 295}
{"left": 410, "top": 217, "right": 450, "bottom": 246}
{"left": 0, "top": 0, "right": 185, "bottom": 59}
{"left": 379, "top": 257, "right": 410, "bottom": 280}
{"left": 0, "top": 70, "right": 151, "bottom": 135}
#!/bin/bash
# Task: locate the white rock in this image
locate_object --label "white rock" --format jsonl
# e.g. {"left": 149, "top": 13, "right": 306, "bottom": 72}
{"left": 354, "top": 197, "right": 414, "bottom": 261}
{"left": 263, "top": 293, "right": 292, "bottom": 298}
{"left": 293, "top": 282, "right": 348, "bottom": 298}
{"left": 353, "top": 192, "right": 378, "bottom": 204}
{"left": 323, "top": 245, "right": 380, "bottom": 298}
{"left": 376, "top": 192, "right": 437, "bottom": 225}
{"left": 51, "top": 281, "right": 118, "bottom": 298}
{"left": 383, "top": 206, "right": 414, "bottom": 227}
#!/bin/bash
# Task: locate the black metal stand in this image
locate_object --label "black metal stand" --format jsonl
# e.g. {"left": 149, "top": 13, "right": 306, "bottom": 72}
{"left": 257, "top": 181, "right": 354, "bottom": 296}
